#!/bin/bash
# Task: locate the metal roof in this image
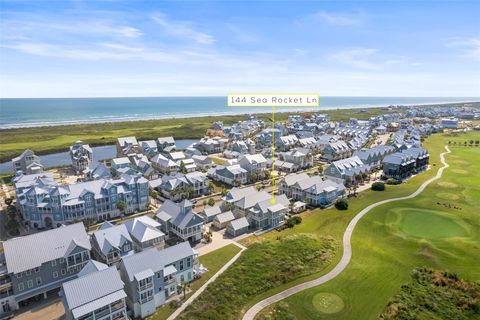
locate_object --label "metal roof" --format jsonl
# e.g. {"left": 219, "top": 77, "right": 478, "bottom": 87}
{"left": 62, "top": 266, "right": 125, "bottom": 318}
{"left": 121, "top": 242, "right": 194, "bottom": 282}
{"left": 4, "top": 223, "right": 90, "bottom": 274}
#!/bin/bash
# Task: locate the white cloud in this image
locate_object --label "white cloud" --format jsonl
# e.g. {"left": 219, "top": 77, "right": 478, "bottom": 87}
{"left": 445, "top": 37, "right": 480, "bottom": 61}
{"left": 332, "top": 48, "right": 381, "bottom": 70}
{"left": 331, "top": 48, "right": 421, "bottom": 70}
{"left": 306, "top": 10, "right": 364, "bottom": 26}
{"left": 152, "top": 13, "right": 215, "bottom": 45}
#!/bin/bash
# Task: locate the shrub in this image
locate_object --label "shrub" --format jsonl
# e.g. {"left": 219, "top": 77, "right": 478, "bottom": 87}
{"left": 386, "top": 178, "right": 400, "bottom": 185}
{"left": 371, "top": 182, "right": 386, "bottom": 191}
{"left": 208, "top": 198, "right": 215, "bottom": 206}
{"left": 292, "top": 216, "right": 302, "bottom": 225}
{"left": 286, "top": 218, "right": 296, "bottom": 228}
{"left": 335, "top": 198, "right": 349, "bottom": 210}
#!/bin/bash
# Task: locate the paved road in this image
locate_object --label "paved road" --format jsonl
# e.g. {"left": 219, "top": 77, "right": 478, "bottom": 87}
{"left": 168, "top": 241, "right": 247, "bottom": 320}
{"left": 242, "top": 146, "right": 451, "bottom": 320}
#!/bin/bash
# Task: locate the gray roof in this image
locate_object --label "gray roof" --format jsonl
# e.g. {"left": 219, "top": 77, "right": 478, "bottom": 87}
{"left": 228, "top": 217, "right": 249, "bottom": 230}
{"left": 62, "top": 266, "right": 125, "bottom": 319}
{"left": 235, "top": 191, "right": 271, "bottom": 210}
{"left": 214, "top": 211, "right": 235, "bottom": 224}
{"left": 123, "top": 216, "right": 164, "bottom": 243}
{"left": 92, "top": 224, "right": 132, "bottom": 255}
{"left": 202, "top": 206, "right": 221, "bottom": 218}
{"left": 78, "top": 260, "right": 108, "bottom": 278}
{"left": 121, "top": 242, "right": 194, "bottom": 282}
{"left": 156, "top": 200, "right": 204, "bottom": 229}
{"left": 4, "top": 223, "right": 91, "bottom": 274}
{"left": 224, "top": 186, "right": 257, "bottom": 202}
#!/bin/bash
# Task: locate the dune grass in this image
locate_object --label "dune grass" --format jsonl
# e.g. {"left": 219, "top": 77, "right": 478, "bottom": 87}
{"left": 379, "top": 267, "right": 480, "bottom": 319}
{"left": 255, "top": 131, "right": 480, "bottom": 319}
{"left": 177, "top": 234, "right": 337, "bottom": 320}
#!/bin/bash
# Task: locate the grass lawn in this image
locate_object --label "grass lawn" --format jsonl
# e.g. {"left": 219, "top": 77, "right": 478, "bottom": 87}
{"left": 177, "top": 234, "right": 337, "bottom": 320}
{"left": 149, "top": 244, "right": 241, "bottom": 320}
{"left": 255, "top": 131, "right": 480, "bottom": 319}
{"left": 0, "top": 107, "right": 398, "bottom": 162}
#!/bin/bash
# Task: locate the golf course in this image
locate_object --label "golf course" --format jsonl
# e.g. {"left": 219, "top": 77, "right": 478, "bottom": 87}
{"left": 253, "top": 131, "right": 480, "bottom": 319}
{"left": 176, "top": 130, "right": 479, "bottom": 320}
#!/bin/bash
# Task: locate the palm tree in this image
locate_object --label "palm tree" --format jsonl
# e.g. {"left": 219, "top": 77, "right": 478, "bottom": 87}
{"left": 116, "top": 200, "right": 126, "bottom": 215}
{"left": 179, "top": 282, "right": 190, "bottom": 300}
{"left": 225, "top": 202, "right": 234, "bottom": 211}
{"left": 345, "top": 176, "right": 352, "bottom": 187}
{"left": 208, "top": 181, "right": 215, "bottom": 192}
{"left": 352, "top": 184, "right": 358, "bottom": 196}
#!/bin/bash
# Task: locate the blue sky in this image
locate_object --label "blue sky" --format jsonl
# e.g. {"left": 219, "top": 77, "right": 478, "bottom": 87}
{"left": 0, "top": 0, "right": 479, "bottom": 98}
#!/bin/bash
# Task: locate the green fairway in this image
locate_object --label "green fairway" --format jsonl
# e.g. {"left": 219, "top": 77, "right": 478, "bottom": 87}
{"left": 255, "top": 131, "right": 480, "bottom": 319}
{"left": 390, "top": 208, "right": 469, "bottom": 240}
{"left": 312, "top": 293, "right": 345, "bottom": 314}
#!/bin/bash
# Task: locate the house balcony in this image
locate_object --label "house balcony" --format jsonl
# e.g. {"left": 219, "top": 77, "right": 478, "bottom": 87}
{"left": 138, "top": 282, "right": 153, "bottom": 292}
{"left": 112, "top": 311, "right": 128, "bottom": 320}
{"left": 94, "top": 307, "right": 111, "bottom": 319}
{"left": 0, "top": 279, "right": 12, "bottom": 291}
{"left": 110, "top": 300, "right": 125, "bottom": 313}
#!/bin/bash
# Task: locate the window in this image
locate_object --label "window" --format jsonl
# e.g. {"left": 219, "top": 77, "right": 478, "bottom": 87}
{"left": 61, "top": 269, "right": 66, "bottom": 276}
{"left": 18, "top": 283, "right": 24, "bottom": 291}
{"left": 35, "top": 267, "right": 40, "bottom": 273}
{"left": 15, "top": 274, "right": 22, "bottom": 279}
{"left": 51, "top": 260, "right": 57, "bottom": 267}
{"left": 179, "top": 260, "right": 184, "bottom": 271}
{"left": 53, "top": 271, "right": 58, "bottom": 278}
{"left": 156, "top": 272, "right": 161, "bottom": 279}
{"left": 27, "top": 280, "right": 33, "bottom": 288}
{"left": 25, "top": 270, "right": 32, "bottom": 276}
{"left": 36, "top": 277, "right": 42, "bottom": 285}
{"left": 180, "top": 275, "right": 185, "bottom": 282}
{"left": 187, "top": 257, "right": 191, "bottom": 268}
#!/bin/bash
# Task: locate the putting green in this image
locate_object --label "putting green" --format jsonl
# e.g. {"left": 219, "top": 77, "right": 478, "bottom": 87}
{"left": 395, "top": 209, "right": 468, "bottom": 240}
{"left": 437, "top": 181, "right": 459, "bottom": 189}
{"left": 312, "top": 293, "right": 345, "bottom": 314}
{"left": 451, "top": 169, "right": 468, "bottom": 174}
{"left": 436, "top": 193, "right": 460, "bottom": 200}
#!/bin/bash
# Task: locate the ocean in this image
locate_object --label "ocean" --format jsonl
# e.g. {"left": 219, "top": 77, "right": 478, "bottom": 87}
{"left": 0, "top": 96, "right": 478, "bottom": 129}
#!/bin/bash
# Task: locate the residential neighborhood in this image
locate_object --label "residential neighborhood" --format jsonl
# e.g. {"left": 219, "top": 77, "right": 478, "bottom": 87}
{"left": 0, "top": 103, "right": 479, "bottom": 320}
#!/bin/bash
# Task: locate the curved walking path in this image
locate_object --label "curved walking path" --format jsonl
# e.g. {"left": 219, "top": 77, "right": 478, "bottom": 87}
{"left": 168, "top": 241, "right": 246, "bottom": 320}
{"left": 243, "top": 146, "right": 451, "bottom": 320}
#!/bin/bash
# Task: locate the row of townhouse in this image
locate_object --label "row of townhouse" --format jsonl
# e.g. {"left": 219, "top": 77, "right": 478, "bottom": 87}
{"left": 279, "top": 173, "right": 346, "bottom": 207}
{"left": 324, "top": 156, "right": 371, "bottom": 184}
{"left": 13, "top": 172, "right": 150, "bottom": 230}
{"left": 353, "top": 145, "right": 396, "bottom": 170}
{"left": 382, "top": 147, "right": 429, "bottom": 180}
{"left": 0, "top": 220, "right": 198, "bottom": 319}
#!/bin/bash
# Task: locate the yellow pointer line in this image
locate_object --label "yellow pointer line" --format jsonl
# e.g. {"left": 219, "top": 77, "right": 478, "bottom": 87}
{"left": 271, "top": 105, "right": 276, "bottom": 204}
